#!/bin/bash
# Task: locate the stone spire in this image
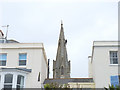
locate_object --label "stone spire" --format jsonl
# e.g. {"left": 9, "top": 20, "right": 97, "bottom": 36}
{"left": 53, "top": 21, "right": 70, "bottom": 78}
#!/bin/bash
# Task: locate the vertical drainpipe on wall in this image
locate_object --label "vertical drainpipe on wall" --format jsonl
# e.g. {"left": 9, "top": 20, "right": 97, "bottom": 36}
{"left": 42, "top": 59, "right": 50, "bottom": 88}
{"left": 47, "top": 59, "right": 50, "bottom": 79}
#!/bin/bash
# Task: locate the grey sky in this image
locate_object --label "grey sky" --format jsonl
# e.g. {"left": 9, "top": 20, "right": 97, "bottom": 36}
{"left": 0, "top": 0, "right": 118, "bottom": 78}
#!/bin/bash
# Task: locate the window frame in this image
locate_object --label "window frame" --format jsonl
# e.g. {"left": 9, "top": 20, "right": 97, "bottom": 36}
{"left": 0, "top": 72, "right": 26, "bottom": 89}
{"left": 4, "top": 74, "right": 13, "bottom": 89}
{"left": 16, "top": 75, "right": 24, "bottom": 88}
{"left": 109, "top": 51, "right": 118, "bottom": 65}
{"left": 0, "top": 53, "right": 7, "bottom": 66}
{"left": 19, "top": 53, "right": 27, "bottom": 66}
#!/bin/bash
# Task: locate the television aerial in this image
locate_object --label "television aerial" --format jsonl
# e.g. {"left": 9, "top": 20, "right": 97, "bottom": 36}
{"left": 2, "top": 25, "right": 9, "bottom": 40}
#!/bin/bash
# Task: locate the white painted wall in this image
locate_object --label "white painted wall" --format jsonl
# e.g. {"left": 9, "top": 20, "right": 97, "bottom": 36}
{"left": 89, "top": 41, "right": 120, "bottom": 88}
{"left": 0, "top": 43, "right": 48, "bottom": 88}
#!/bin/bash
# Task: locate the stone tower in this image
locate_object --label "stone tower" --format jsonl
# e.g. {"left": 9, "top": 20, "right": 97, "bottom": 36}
{"left": 53, "top": 22, "right": 70, "bottom": 78}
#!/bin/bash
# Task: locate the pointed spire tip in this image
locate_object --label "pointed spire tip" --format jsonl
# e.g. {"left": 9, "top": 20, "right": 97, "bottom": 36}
{"left": 61, "top": 20, "right": 63, "bottom": 28}
{"left": 61, "top": 20, "right": 63, "bottom": 25}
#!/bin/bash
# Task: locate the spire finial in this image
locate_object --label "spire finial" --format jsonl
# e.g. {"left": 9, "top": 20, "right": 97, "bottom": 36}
{"left": 61, "top": 20, "right": 63, "bottom": 27}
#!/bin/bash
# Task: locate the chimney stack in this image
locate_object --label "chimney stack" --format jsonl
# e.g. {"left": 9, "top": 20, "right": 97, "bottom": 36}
{"left": 0, "top": 30, "right": 4, "bottom": 39}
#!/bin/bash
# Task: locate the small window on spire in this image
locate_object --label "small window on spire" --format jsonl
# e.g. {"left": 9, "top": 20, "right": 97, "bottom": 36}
{"left": 61, "top": 66, "right": 64, "bottom": 75}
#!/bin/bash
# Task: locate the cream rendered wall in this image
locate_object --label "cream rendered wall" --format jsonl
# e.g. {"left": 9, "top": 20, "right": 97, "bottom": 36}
{"left": 0, "top": 43, "right": 48, "bottom": 88}
{"left": 25, "top": 48, "right": 47, "bottom": 88}
{"left": 118, "top": 48, "right": 120, "bottom": 75}
{"left": 88, "top": 56, "right": 93, "bottom": 78}
{"left": 90, "top": 41, "right": 119, "bottom": 88}
{"left": 68, "top": 82, "right": 95, "bottom": 88}
{"left": 41, "top": 50, "right": 47, "bottom": 87}
{"left": 24, "top": 49, "right": 43, "bottom": 88}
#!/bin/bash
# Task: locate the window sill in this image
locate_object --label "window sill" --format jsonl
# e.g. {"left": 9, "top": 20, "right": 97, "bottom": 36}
{"left": 0, "top": 66, "right": 7, "bottom": 67}
{"left": 109, "top": 64, "right": 120, "bottom": 66}
{"left": 17, "top": 66, "right": 27, "bottom": 68}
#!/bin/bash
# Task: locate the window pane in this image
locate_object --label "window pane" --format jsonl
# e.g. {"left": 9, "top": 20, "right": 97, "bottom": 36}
{"left": 20, "top": 76, "right": 24, "bottom": 86}
{"left": 17, "top": 75, "right": 24, "bottom": 85}
{"left": 16, "top": 85, "right": 20, "bottom": 88}
{"left": 4, "top": 85, "right": 12, "bottom": 89}
{"left": 110, "top": 51, "right": 118, "bottom": 57}
{"left": 113, "top": 59, "right": 118, "bottom": 64}
{"left": 17, "top": 76, "right": 21, "bottom": 84}
{"left": 19, "top": 60, "right": 26, "bottom": 66}
{"left": 4, "top": 74, "right": 13, "bottom": 83}
{"left": 61, "top": 66, "right": 64, "bottom": 75}
{"left": 110, "top": 51, "right": 118, "bottom": 64}
{"left": 0, "top": 54, "right": 7, "bottom": 60}
{"left": 0, "top": 61, "right": 6, "bottom": 66}
{"left": 17, "top": 85, "right": 24, "bottom": 90}
{"left": 17, "top": 75, "right": 24, "bottom": 88}
{"left": 19, "top": 54, "right": 27, "bottom": 60}
{"left": 17, "top": 85, "right": 24, "bottom": 88}
{"left": 110, "top": 58, "right": 113, "bottom": 64}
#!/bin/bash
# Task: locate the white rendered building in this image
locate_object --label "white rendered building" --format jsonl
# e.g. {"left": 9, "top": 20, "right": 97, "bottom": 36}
{"left": 89, "top": 41, "right": 120, "bottom": 88}
{"left": 0, "top": 30, "right": 48, "bottom": 89}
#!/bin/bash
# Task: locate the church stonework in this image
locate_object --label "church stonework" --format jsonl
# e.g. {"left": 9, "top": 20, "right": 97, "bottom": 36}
{"left": 53, "top": 22, "right": 70, "bottom": 79}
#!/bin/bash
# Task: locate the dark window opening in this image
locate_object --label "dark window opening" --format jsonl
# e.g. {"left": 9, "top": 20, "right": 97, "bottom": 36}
{"left": 38, "top": 72, "right": 40, "bottom": 82}
{"left": 61, "top": 66, "right": 64, "bottom": 75}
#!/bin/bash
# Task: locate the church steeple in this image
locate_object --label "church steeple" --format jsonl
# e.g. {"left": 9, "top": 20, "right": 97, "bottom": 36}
{"left": 53, "top": 21, "right": 70, "bottom": 79}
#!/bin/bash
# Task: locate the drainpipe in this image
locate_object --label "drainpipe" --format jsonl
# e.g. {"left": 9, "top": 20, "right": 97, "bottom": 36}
{"left": 47, "top": 59, "right": 50, "bottom": 79}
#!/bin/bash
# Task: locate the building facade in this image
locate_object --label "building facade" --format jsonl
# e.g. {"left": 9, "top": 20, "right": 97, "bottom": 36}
{"left": 0, "top": 30, "right": 48, "bottom": 89}
{"left": 89, "top": 41, "right": 120, "bottom": 88}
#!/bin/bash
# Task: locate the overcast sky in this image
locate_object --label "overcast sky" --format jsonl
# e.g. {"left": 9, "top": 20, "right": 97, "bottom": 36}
{"left": 0, "top": 0, "right": 118, "bottom": 78}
